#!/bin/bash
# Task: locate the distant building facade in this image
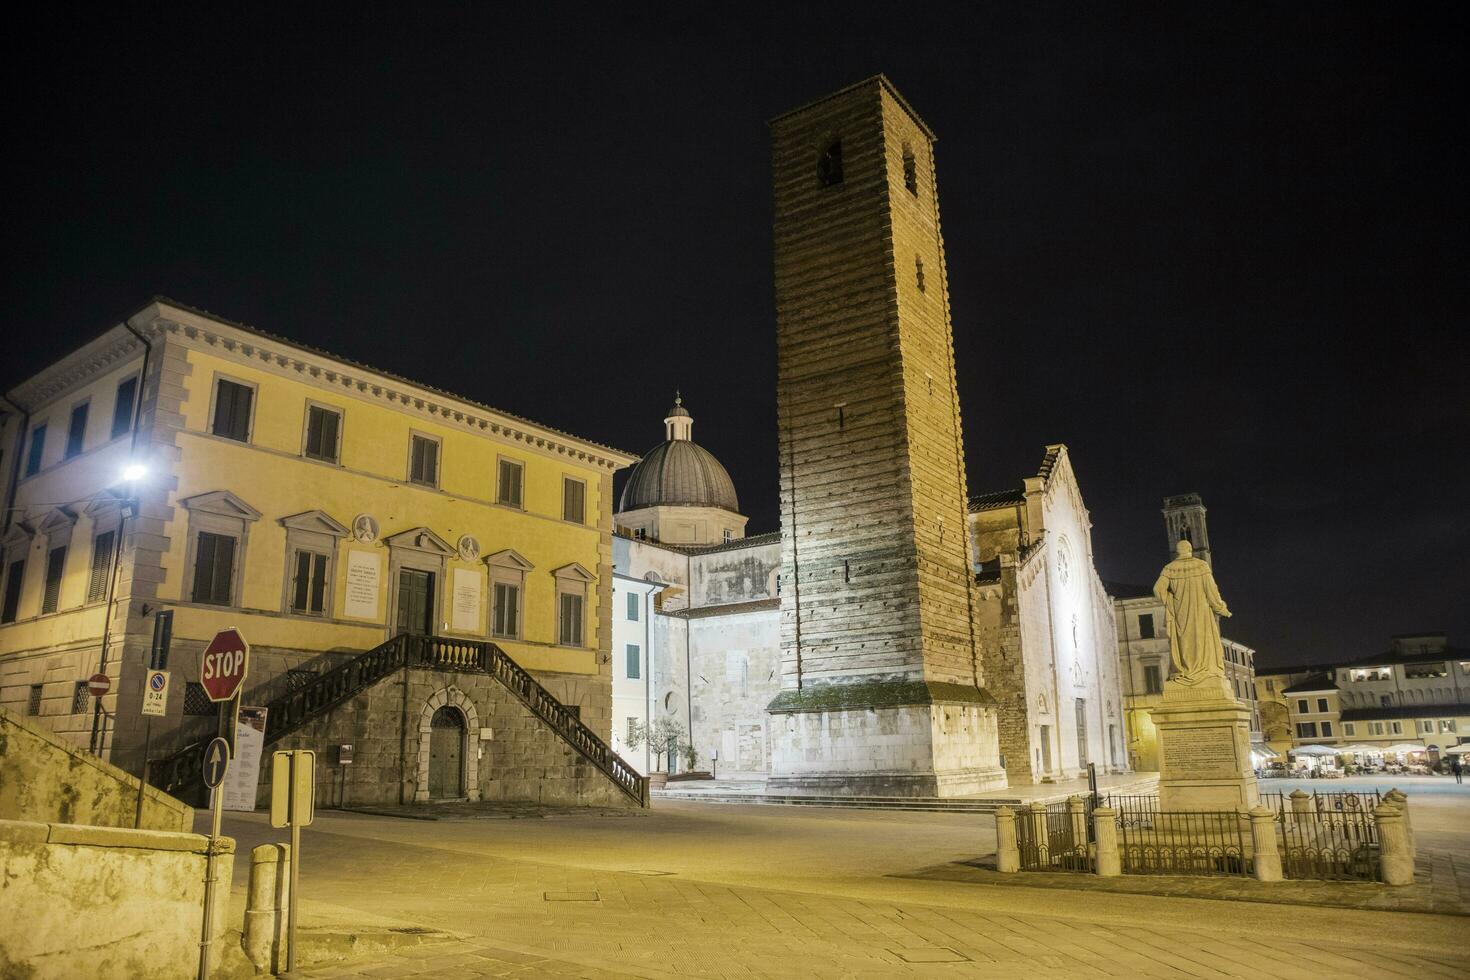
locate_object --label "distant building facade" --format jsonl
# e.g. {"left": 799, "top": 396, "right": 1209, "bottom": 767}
{"left": 1110, "top": 495, "right": 1262, "bottom": 771}
{"left": 1255, "top": 633, "right": 1470, "bottom": 760}
{"left": 0, "top": 299, "right": 644, "bottom": 808}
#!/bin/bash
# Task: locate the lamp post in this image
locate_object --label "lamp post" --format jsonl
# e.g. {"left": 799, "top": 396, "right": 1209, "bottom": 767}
{"left": 87, "top": 464, "right": 146, "bottom": 757}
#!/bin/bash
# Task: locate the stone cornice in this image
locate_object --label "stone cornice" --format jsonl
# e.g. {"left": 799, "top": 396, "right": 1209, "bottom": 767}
{"left": 6, "top": 327, "right": 142, "bottom": 411}
{"left": 127, "top": 299, "right": 639, "bottom": 473}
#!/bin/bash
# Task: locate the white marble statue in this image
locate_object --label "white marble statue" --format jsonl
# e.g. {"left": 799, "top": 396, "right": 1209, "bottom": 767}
{"left": 1152, "top": 539, "right": 1232, "bottom": 686}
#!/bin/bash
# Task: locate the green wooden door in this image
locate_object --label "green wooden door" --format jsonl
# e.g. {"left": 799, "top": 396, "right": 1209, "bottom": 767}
{"left": 396, "top": 569, "right": 434, "bottom": 636}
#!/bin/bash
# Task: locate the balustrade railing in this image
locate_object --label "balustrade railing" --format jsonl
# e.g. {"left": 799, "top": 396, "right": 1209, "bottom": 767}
{"left": 1118, "top": 811, "right": 1250, "bottom": 877}
{"left": 151, "top": 632, "right": 648, "bottom": 807}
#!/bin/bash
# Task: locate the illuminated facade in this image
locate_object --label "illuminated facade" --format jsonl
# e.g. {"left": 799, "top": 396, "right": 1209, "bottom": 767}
{"left": 970, "top": 446, "right": 1130, "bottom": 782}
{"left": 1256, "top": 633, "right": 1470, "bottom": 759}
{"left": 0, "top": 298, "right": 636, "bottom": 802}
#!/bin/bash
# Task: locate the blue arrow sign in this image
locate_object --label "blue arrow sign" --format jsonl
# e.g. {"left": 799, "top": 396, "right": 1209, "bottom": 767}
{"left": 203, "top": 737, "right": 231, "bottom": 789}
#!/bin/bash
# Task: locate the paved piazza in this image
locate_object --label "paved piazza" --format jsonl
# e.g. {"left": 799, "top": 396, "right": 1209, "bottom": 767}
{"left": 213, "top": 781, "right": 1470, "bottom": 979}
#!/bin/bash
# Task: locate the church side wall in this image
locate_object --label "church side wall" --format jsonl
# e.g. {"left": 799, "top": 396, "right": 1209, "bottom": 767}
{"left": 686, "top": 606, "right": 780, "bottom": 777}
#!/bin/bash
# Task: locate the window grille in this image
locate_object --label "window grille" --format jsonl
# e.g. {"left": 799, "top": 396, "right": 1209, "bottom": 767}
{"left": 71, "top": 681, "right": 90, "bottom": 714}
{"left": 184, "top": 682, "right": 216, "bottom": 716}
{"left": 27, "top": 684, "right": 43, "bottom": 715}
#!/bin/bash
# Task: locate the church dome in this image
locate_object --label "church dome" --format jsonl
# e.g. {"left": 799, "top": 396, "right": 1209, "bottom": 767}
{"left": 619, "top": 396, "right": 740, "bottom": 513}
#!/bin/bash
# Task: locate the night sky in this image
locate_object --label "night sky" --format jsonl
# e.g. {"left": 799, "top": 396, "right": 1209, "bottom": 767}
{"left": 6, "top": 4, "right": 1466, "bottom": 668}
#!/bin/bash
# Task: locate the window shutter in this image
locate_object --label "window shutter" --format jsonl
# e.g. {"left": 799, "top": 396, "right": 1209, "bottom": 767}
{"left": 42, "top": 547, "right": 66, "bottom": 613}
{"left": 87, "top": 531, "right": 115, "bottom": 603}
{"left": 2, "top": 560, "right": 24, "bottom": 623}
{"left": 112, "top": 377, "right": 138, "bottom": 438}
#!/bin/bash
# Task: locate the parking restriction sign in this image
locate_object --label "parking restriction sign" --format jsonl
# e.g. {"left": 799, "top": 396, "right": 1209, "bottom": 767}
{"left": 142, "top": 669, "right": 170, "bottom": 717}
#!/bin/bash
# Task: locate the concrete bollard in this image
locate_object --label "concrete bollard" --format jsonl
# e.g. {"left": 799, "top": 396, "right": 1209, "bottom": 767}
{"left": 994, "top": 807, "right": 1020, "bottom": 873}
{"left": 1248, "top": 806, "right": 1283, "bottom": 882}
{"left": 244, "top": 842, "right": 291, "bottom": 973}
{"left": 1375, "top": 803, "right": 1414, "bottom": 886}
{"left": 1385, "top": 789, "right": 1414, "bottom": 857}
{"left": 1289, "top": 789, "right": 1310, "bottom": 819}
{"left": 1092, "top": 806, "right": 1120, "bottom": 877}
{"left": 1066, "top": 795, "right": 1087, "bottom": 852}
{"left": 1028, "top": 802, "right": 1050, "bottom": 864}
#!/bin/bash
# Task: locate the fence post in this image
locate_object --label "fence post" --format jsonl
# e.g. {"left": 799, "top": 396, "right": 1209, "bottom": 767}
{"left": 1028, "top": 802, "right": 1049, "bottom": 865}
{"left": 1067, "top": 795, "right": 1087, "bottom": 851}
{"left": 1375, "top": 803, "right": 1414, "bottom": 886}
{"left": 995, "top": 807, "right": 1020, "bottom": 873}
{"left": 243, "top": 842, "right": 290, "bottom": 973}
{"left": 1093, "top": 806, "right": 1120, "bottom": 876}
{"left": 1289, "top": 789, "right": 1310, "bottom": 818}
{"left": 1385, "top": 789, "right": 1413, "bottom": 857}
{"left": 1248, "top": 806, "right": 1282, "bottom": 882}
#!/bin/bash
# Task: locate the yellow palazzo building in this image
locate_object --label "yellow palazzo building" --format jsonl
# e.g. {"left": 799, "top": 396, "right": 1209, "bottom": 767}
{"left": 0, "top": 298, "right": 645, "bottom": 807}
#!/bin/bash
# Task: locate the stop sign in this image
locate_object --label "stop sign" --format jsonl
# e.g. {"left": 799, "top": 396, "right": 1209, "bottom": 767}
{"left": 200, "top": 628, "right": 250, "bottom": 702}
{"left": 87, "top": 673, "right": 111, "bottom": 697}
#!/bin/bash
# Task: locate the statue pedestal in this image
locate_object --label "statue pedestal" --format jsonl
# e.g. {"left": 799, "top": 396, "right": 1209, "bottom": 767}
{"left": 1151, "top": 678, "right": 1259, "bottom": 812}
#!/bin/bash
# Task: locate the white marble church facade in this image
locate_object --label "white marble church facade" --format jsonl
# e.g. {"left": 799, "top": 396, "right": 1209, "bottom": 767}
{"left": 609, "top": 401, "right": 1128, "bottom": 787}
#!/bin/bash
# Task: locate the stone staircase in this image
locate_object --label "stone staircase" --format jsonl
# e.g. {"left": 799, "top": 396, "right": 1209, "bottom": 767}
{"left": 150, "top": 633, "right": 648, "bottom": 807}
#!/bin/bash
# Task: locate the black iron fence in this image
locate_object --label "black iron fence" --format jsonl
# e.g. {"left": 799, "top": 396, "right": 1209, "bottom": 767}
{"left": 1280, "top": 807, "right": 1379, "bottom": 881}
{"left": 1118, "top": 810, "right": 1250, "bottom": 877}
{"left": 1014, "top": 801, "right": 1094, "bottom": 872}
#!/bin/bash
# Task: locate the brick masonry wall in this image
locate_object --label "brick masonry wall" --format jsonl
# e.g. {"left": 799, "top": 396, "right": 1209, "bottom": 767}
{"left": 772, "top": 77, "right": 983, "bottom": 694}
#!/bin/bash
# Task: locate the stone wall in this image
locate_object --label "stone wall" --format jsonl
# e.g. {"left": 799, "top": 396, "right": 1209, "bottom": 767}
{"left": 0, "top": 819, "right": 234, "bottom": 980}
{"left": 0, "top": 705, "right": 192, "bottom": 831}
{"left": 263, "top": 664, "right": 638, "bottom": 809}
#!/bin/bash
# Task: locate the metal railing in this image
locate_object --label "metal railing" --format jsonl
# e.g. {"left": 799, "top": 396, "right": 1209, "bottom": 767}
{"left": 151, "top": 633, "right": 649, "bottom": 807}
{"left": 1015, "top": 801, "right": 1093, "bottom": 872}
{"left": 1280, "top": 807, "right": 1379, "bottom": 881}
{"left": 1118, "top": 811, "right": 1250, "bottom": 877}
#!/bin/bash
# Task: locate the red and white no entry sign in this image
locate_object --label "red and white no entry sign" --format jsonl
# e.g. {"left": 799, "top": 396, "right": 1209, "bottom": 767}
{"left": 87, "top": 673, "right": 110, "bottom": 697}
{"left": 200, "top": 628, "right": 250, "bottom": 702}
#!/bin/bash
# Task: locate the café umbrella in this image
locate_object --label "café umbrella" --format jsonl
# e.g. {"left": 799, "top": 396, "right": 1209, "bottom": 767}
{"left": 1289, "top": 744, "right": 1340, "bottom": 757}
{"left": 1382, "top": 743, "right": 1428, "bottom": 755}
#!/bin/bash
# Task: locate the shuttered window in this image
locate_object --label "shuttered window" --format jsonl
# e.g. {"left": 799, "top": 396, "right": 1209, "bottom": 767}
{"left": 66, "top": 403, "right": 89, "bottom": 458}
{"left": 1, "top": 559, "right": 23, "bottom": 623}
{"left": 626, "top": 644, "right": 640, "bottom": 679}
{"left": 26, "top": 425, "right": 46, "bottom": 476}
{"left": 87, "top": 530, "right": 115, "bottom": 603}
{"left": 409, "top": 434, "right": 439, "bottom": 487}
{"left": 558, "top": 591, "right": 584, "bottom": 647}
{"left": 497, "top": 459, "right": 523, "bottom": 507}
{"left": 191, "top": 532, "right": 237, "bottom": 605}
{"left": 211, "top": 379, "right": 254, "bottom": 442}
{"left": 290, "top": 550, "right": 329, "bottom": 615}
{"left": 562, "top": 477, "right": 585, "bottom": 525}
{"left": 111, "top": 376, "right": 138, "bottom": 438}
{"left": 492, "top": 582, "right": 519, "bottom": 638}
{"left": 304, "top": 404, "right": 341, "bottom": 462}
{"left": 41, "top": 546, "right": 66, "bottom": 614}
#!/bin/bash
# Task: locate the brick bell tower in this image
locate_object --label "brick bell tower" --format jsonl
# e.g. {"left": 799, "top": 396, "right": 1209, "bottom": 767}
{"left": 766, "top": 76, "right": 1006, "bottom": 796}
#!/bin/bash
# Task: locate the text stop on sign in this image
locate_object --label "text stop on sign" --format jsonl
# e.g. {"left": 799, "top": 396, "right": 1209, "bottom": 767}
{"left": 200, "top": 628, "right": 250, "bottom": 702}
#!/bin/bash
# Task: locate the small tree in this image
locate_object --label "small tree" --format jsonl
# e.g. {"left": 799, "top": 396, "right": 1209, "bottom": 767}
{"left": 626, "top": 718, "right": 688, "bottom": 773}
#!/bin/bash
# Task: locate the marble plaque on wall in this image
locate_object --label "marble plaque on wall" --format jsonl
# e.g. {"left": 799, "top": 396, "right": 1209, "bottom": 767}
{"left": 1161, "top": 725, "right": 1241, "bottom": 780}
{"left": 344, "top": 550, "right": 381, "bottom": 620}
{"left": 452, "top": 568, "right": 481, "bottom": 632}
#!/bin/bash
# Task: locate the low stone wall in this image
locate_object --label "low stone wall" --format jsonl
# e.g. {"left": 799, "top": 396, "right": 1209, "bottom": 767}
{"left": 0, "top": 705, "right": 192, "bottom": 831}
{"left": 0, "top": 818, "right": 234, "bottom": 979}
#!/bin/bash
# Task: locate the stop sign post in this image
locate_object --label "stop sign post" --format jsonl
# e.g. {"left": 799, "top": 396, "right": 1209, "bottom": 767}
{"left": 197, "top": 628, "right": 248, "bottom": 980}
{"left": 200, "top": 628, "right": 250, "bottom": 702}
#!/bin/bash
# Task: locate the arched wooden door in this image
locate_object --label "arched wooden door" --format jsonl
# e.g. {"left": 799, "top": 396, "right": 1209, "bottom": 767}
{"left": 428, "top": 706, "right": 465, "bottom": 799}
